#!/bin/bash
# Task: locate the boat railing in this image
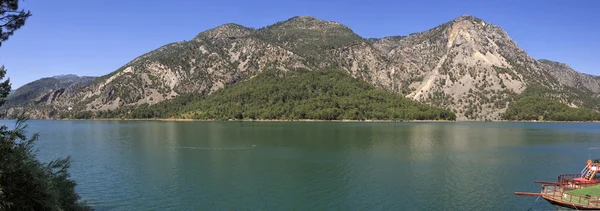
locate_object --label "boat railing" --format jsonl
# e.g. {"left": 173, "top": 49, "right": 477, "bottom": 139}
{"left": 542, "top": 184, "right": 600, "bottom": 208}
{"left": 557, "top": 174, "right": 599, "bottom": 189}
{"left": 558, "top": 174, "right": 582, "bottom": 182}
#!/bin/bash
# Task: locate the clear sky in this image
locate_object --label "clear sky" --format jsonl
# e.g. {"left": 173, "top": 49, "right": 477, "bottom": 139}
{"left": 0, "top": 0, "right": 598, "bottom": 88}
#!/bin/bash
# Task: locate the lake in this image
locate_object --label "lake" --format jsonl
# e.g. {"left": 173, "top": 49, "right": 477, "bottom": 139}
{"left": 7, "top": 120, "right": 600, "bottom": 210}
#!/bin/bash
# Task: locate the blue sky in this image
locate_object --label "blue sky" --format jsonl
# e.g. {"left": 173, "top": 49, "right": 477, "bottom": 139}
{"left": 0, "top": 0, "right": 598, "bottom": 88}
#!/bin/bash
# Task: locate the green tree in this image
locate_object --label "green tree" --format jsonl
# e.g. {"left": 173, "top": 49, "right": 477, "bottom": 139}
{"left": 1, "top": 119, "right": 89, "bottom": 211}
{"left": 502, "top": 85, "right": 600, "bottom": 121}
{"left": 0, "top": 1, "right": 89, "bottom": 210}
{"left": 0, "top": 0, "right": 31, "bottom": 46}
{"left": 115, "top": 69, "right": 456, "bottom": 121}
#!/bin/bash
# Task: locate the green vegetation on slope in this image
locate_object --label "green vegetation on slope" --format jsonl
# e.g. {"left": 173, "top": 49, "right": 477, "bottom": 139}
{"left": 83, "top": 69, "right": 456, "bottom": 121}
{"left": 4, "top": 77, "right": 66, "bottom": 107}
{"left": 502, "top": 84, "right": 600, "bottom": 121}
{"left": 256, "top": 16, "right": 363, "bottom": 64}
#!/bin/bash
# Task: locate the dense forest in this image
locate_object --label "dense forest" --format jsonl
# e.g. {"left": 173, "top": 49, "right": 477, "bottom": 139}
{"left": 502, "top": 84, "right": 600, "bottom": 121}
{"left": 70, "top": 69, "right": 456, "bottom": 121}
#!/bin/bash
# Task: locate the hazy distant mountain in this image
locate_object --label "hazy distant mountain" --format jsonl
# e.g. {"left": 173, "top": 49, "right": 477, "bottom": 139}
{"left": 5, "top": 15, "right": 600, "bottom": 120}
{"left": 3, "top": 75, "right": 95, "bottom": 107}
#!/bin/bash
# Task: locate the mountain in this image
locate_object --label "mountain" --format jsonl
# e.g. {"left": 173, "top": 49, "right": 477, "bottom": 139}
{"left": 87, "top": 69, "right": 456, "bottom": 121}
{"left": 503, "top": 84, "right": 600, "bottom": 121}
{"left": 4, "top": 15, "right": 600, "bottom": 120}
{"left": 1, "top": 75, "right": 95, "bottom": 118}
{"left": 539, "top": 59, "right": 600, "bottom": 94}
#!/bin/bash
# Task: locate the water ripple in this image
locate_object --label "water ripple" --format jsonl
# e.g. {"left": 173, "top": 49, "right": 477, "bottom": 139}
{"left": 11, "top": 120, "right": 600, "bottom": 210}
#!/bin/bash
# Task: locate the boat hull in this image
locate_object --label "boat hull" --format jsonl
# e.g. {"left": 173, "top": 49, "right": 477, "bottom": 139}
{"left": 544, "top": 197, "right": 600, "bottom": 210}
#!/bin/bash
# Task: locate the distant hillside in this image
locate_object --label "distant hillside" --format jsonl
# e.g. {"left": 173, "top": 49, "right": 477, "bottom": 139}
{"left": 2, "top": 75, "right": 94, "bottom": 107}
{"left": 503, "top": 84, "right": 600, "bottom": 121}
{"left": 4, "top": 15, "right": 600, "bottom": 121}
{"left": 68, "top": 70, "right": 456, "bottom": 121}
{"left": 539, "top": 59, "right": 600, "bottom": 93}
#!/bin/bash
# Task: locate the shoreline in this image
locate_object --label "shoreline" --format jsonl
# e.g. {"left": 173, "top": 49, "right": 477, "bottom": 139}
{"left": 50, "top": 118, "right": 456, "bottom": 123}
{"left": 9, "top": 118, "right": 600, "bottom": 123}
{"left": 492, "top": 120, "right": 600, "bottom": 123}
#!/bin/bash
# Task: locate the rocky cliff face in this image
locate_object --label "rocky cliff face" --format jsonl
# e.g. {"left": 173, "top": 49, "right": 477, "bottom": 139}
{"left": 1, "top": 75, "right": 95, "bottom": 119}
{"left": 539, "top": 59, "right": 600, "bottom": 93}
{"left": 372, "top": 15, "right": 558, "bottom": 120}
{"left": 6, "top": 15, "right": 599, "bottom": 120}
{"left": 3, "top": 75, "right": 94, "bottom": 107}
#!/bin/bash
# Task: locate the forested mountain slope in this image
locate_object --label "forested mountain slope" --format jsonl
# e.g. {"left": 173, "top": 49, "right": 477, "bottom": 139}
{"left": 4, "top": 15, "right": 599, "bottom": 121}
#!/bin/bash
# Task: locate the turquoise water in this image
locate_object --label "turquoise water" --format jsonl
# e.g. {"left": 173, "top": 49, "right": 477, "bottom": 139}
{"left": 7, "top": 120, "right": 600, "bottom": 210}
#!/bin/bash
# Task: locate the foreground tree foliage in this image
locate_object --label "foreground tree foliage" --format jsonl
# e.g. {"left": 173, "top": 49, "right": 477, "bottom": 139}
{"left": 1, "top": 1, "right": 89, "bottom": 210}
{"left": 0, "top": 0, "right": 31, "bottom": 47}
{"left": 0, "top": 71, "right": 89, "bottom": 211}
{"left": 503, "top": 84, "right": 600, "bottom": 121}
{"left": 0, "top": 119, "right": 89, "bottom": 211}
{"left": 0, "top": 72, "right": 89, "bottom": 211}
{"left": 90, "top": 69, "right": 456, "bottom": 121}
